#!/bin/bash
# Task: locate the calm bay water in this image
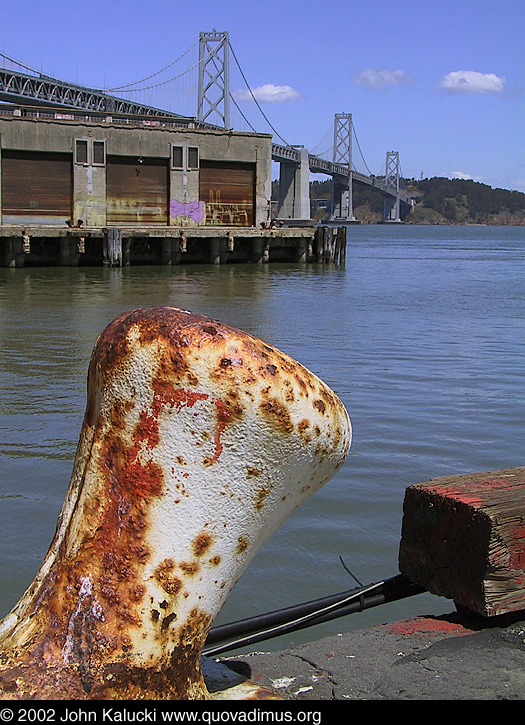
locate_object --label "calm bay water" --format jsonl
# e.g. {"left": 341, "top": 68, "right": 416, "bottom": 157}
{"left": 0, "top": 224, "right": 524, "bottom": 652}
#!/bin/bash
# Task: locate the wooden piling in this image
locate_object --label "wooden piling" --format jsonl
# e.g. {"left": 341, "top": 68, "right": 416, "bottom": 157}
{"left": 314, "top": 226, "right": 324, "bottom": 262}
{"left": 399, "top": 467, "right": 525, "bottom": 617}
{"left": 329, "top": 229, "right": 337, "bottom": 262}
{"left": 103, "top": 229, "right": 122, "bottom": 267}
{"left": 323, "top": 226, "right": 331, "bottom": 263}
{"left": 338, "top": 226, "right": 346, "bottom": 265}
{"left": 335, "top": 228, "right": 342, "bottom": 263}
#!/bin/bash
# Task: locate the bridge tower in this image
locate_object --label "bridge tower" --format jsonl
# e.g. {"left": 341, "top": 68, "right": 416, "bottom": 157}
{"left": 383, "top": 151, "right": 402, "bottom": 222}
{"left": 197, "top": 30, "right": 231, "bottom": 129}
{"left": 331, "top": 113, "right": 355, "bottom": 222}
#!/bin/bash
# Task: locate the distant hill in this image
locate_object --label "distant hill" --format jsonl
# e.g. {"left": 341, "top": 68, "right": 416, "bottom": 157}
{"left": 405, "top": 178, "right": 525, "bottom": 225}
{"left": 273, "top": 177, "right": 525, "bottom": 225}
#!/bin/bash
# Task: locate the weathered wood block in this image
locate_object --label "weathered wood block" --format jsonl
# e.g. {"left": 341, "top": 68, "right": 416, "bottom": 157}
{"left": 399, "top": 467, "right": 525, "bottom": 617}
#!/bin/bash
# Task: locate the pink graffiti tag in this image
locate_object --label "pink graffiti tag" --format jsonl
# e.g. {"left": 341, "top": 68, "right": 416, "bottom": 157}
{"left": 170, "top": 200, "right": 205, "bottom": 223}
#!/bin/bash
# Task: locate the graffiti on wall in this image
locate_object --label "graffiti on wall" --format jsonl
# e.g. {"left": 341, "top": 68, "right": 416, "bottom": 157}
{"left": 169, "top": 194, "right": 252, "bottom": 227}
{"left": 204, "top": 191, "right": 250, "bottom": 226}
{"left": 169, "top": 199, "right": 206, "bottom": 226}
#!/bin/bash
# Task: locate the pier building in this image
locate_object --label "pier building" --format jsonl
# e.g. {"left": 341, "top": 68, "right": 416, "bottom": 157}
{"left": 0, "top": 110, "right": 328, "bottom": 267}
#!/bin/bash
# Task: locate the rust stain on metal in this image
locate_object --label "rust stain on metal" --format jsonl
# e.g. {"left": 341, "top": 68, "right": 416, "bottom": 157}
{"left": 246, "top": 466, "right": 261, "bottom": 477}
{"left": 0, "top": 305, "right": 351, "bottom": 699}
{"left": 236, "top": 536, "right": 249, "bottom": 555}
{"left": 180, "top": 561, "right": 200, "bottom": 576}
{"left": 192, "top": 532, "right": 214, "bottom": 558}
{"left": 155, "top": 560, "right": 183, "bottom": 596}
{"left": 313, "top": 399, "right": 326, "bottom": 415}
{"left": 204, "top": 398, "right": 233, "bottom": 466}
{"left": 255, "top": 485, "right": 273, "bottom": 510}
{"left": 259, "top": 398, "right": 294, "bottom": 434}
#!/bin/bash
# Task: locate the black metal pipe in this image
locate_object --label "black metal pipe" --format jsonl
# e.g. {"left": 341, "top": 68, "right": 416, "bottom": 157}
{"left": 204, "top": 574, "right": 424, "bottom": 657}
{"left": 206, "top": 583, "right": 368, "bottom": 645}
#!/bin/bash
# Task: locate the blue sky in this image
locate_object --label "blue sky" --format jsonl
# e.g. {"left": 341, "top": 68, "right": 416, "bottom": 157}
{"left": 1, "top": 0, "right": 523, "bottom": 191}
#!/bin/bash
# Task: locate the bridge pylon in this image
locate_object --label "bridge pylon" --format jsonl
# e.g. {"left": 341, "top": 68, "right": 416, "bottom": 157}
{"left": 275, "top": 146, "right": 312, "bottom": 221}
{"left": 197, "top": 30, "right": 231, "bottom": 129}
{"left": 383, "top": 151, "right": 402, "bottom": 222}
{"left": 330, "top": 113, "right": 355, "bottom": 222}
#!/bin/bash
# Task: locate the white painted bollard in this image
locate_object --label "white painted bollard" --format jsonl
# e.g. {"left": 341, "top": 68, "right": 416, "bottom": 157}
{"left": 0, "top": 306, "right": 351, "bottom": 699}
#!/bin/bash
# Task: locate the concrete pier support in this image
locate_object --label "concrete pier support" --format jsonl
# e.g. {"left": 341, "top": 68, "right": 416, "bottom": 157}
{"left": 123, "top": 238, "right": 131, "bottom": 266}
{"left": 209, "top": 237, "right": 221, "bottom": 265}
{"left": 295, "top": 237, "right": 307, "bottom": 263}
{"left": 161, "top": 238, "right": 172, "bottom": 265}
{"left": 252, "top": 238, "right": 269, "bottom": 263}
{"left": 209, "top": 237, "right": 231, "bottom": 265}
{"left": 172, "top": 234, "right": 186, "bottom": 265}
{"left": 1, "top": 237, "right": 25, "bottom": 267}
{"left": 331, "top": 179, "right": 354, "bottom": 221}
{"left": 60, "top": 238, "right": 80, "bottom": 266}
{"left": 276, "top": 147, "right": 311, "bottom": 221}
{"left": 383, "top": 195, "right": 402, "bottom": 223}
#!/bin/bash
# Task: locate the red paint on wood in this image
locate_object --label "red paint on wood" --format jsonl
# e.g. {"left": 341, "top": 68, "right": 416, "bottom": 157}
{"left": 400, "top": 467, "right": 525, "bottom": 616}
{"left": 429, "top": 485, "right": 484, "bottom": 507}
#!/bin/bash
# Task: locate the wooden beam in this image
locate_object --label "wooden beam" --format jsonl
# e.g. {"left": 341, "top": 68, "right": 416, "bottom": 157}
{"left": 398, "top": 467, "right": 525, "bottom": 617}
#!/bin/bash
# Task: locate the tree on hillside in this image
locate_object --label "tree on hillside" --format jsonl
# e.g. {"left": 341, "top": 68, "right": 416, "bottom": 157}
{"left": 271, "top": 176, "right": 525, "bottom": 224}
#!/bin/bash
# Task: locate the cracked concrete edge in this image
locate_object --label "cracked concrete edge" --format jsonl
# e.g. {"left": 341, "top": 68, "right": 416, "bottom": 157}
{"left": 216, "top": 612, "right": 525, "bottom": 700}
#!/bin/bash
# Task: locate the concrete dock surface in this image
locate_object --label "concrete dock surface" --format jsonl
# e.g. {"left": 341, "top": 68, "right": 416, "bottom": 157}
{"left": 217, "top": 608, "right": 525, "bottom": 700}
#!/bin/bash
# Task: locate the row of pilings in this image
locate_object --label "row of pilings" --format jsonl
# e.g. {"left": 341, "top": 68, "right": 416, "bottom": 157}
{"left": 0, "top": 225, "right": 347, "bottom": 267}
{"left": 314, "top": 226, "right": 347, "bottom": 265}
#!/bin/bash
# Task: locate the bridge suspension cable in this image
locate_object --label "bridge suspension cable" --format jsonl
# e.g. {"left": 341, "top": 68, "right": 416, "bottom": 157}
{"left": 103, "top": 56, "right": 203, "bottom": 93}
{"left": 103, "top": 41, "right": 215, "bottom": 117}
{"left": 0, "top": 51, "right": 43, "bottom": 77}
{"left": 228, "top": 42, "right": 292, "bottom": 148}
{"left": 229, "top": 92, "right": 258, "bottom": 133}
{"left": 107, "top": 40, "right": 198, "bottom": 91}
{"left": 0, "top": 46, "right": 200, "bottom": 118}
{"left": 310, "top": 128, "right": 333, "bottom": 156}
{"left": 352, "top": 123, "right": 372, "bottom": 176}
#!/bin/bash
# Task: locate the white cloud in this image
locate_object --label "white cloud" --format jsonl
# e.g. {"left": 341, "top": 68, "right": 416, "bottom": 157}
{"left": 451, "top": 171, "right": 475, "bottom": 180}
{"left": 232, "top": 84, "right": 302, "bottom": 103}
{"left": 353, "top": 69, "right": 414, "bottom": 90}
{"left": 438, "top": 71, "right": 505, "bottom": 94}
{"left": 440, "top": 171, "right": 484, "bottom": 182}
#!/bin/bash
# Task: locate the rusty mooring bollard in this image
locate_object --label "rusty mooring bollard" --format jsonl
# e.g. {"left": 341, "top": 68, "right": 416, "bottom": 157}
{"left": 0, "top": 307, "right": 351, "bottom": 699}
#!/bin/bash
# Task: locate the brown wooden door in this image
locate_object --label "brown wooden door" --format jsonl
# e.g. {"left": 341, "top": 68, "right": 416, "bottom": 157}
{"left": 1, "top": 151, "right": 72, "bottom": 224}
{"left": 106, "top": 156, "right": 168, "bottom": 224}
{"left": 200, "top": 161, "right": 255, "bottom": 226}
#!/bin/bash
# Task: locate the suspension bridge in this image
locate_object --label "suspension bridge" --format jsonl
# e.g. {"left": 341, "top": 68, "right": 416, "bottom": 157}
{"left": 0, "top": 30, "right": 412, "bottom": 223}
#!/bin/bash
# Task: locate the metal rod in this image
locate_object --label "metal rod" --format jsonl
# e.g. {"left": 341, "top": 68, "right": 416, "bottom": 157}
{"left": 204, "top": 574, "right": 424, "bottom": 657}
